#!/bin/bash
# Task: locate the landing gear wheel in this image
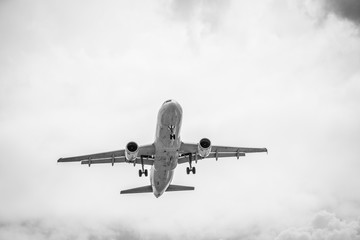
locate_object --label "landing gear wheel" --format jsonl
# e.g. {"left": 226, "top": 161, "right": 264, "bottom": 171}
{"left": 192, "top": 167, "right": 196, "bottom": 174}
{"left": 144, "top": 169, "right": 148, "bottom": 177}
{"left": 186, "top": 167, "right": 190, "bottom": 175}
{"left": 138, "top": 169, "right": 142, "bottom": 177}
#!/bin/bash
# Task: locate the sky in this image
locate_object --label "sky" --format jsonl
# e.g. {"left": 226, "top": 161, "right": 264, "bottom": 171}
{"left": 1, "top": 0, "right": 360, "bottom": 239}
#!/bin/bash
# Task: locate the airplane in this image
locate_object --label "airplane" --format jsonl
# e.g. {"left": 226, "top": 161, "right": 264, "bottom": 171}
{"left": 58, "top": 100, "right": 267, "bottom": 198}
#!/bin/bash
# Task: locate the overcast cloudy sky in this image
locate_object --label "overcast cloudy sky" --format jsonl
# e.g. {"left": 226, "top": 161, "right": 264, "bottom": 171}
{"left": 1, "top": 0, "right": 360, "bottom": 239}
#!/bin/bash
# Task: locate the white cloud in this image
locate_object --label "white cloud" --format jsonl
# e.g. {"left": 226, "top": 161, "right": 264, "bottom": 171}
{"left": 276, "top": 211, "right": 360, "bottom": 240}
{"left": 0, "top": 219, "right": 144, "bottom": 240}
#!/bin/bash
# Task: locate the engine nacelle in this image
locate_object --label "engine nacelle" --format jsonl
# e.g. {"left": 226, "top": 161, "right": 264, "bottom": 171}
{"left": 125, "top": 141, "right": 139, "bottom": 161}
{"left": 198, "top": 138, "right": 211, "bottom": 158}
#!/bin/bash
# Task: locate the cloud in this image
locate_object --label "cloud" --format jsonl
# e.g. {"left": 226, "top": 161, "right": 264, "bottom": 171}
{"left": 321, "top": 0, "right": 360, "bottom": 27}
{"left": 169, "top": 0, "right": 229, "bottom": 27}
{"left": 164, "top": 0, "right": 230, "bottom": 45}
{"left": 1, "top": 0, "right": 360, "bottom": 239}
{"left": 2, "top": 212, "right": 360, "bottom": 240}
{"left": 276, "top": 211, "right": 360, "bottom": 240}
{"left": 0, "top": 219, "right": 159, "bottom": 240}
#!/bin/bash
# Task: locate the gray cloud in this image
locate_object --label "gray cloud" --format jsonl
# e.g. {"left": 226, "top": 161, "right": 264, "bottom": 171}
{"left": 166, "top": 0, "right": 230, "bottom": 41}
{"left": 322, "top": 0, "right": 360, "bottom": 26}
{"left": 4, "top": 212, "right": 359, "bottom": 240}
{"left": 276, "top": 211, "right": 360, "bottom": 240}
{"left": 0, "top": 219, "right": 156, "bottom": 240}
{"left": 170, "top": 0, "right": 229, "bottom": 28}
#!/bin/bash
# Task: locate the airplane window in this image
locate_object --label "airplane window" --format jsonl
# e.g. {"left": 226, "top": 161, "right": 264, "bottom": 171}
{"left": 163, "top": 99, "right": 172, "bottom": 105}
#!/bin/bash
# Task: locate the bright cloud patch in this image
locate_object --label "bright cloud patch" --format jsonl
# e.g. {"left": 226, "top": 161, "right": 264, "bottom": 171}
{"left": 276, "top": 211, "right": 360, "bottom": 240}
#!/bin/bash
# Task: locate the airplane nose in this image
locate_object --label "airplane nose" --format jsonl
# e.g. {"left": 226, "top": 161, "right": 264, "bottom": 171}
{"left": 163, "top": 99, "right": 180, "bottom": 108}
{"left": 163, "top": 99, "right": 172, "bottom": 105}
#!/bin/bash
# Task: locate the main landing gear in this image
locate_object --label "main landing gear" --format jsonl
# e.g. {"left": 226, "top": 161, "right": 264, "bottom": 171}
{"left": 186, "top": 153, "right": 196, "bottom": 175}
{"left": 138, "top": 155, "right": 148, "bottom": 177}
{"left": 139, "top": 169, "right": 148, "bottom": 177}
{"left": 186, "top": 166, "right": 196, "bottom": 174}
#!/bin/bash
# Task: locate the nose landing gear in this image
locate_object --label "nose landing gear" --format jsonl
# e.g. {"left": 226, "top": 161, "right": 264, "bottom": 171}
{"left": 168, "top": 125, "right": 176, "bottom": 140}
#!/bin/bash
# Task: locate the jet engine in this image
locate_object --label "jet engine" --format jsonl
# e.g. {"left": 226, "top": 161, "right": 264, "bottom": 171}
{"left": 125, "top": 141, "right": 139, "bottom": 161}
{"left": 198, "top": 138, "right": 211, "bottom": 157}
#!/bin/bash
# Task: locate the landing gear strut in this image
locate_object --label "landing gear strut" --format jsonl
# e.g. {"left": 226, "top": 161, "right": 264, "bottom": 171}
{"left": 138, "top": 156, "right": 148, "bottom": 177}
{"left": 186, "top": 153, "right": 196, "bottom": 175}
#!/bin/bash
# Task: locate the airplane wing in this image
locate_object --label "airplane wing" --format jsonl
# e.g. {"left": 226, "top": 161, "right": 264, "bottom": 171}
{"left": 178, "top": 142, "right": 267, "bottom": 164}
{"left": 57, "top": 144, "right": 155, "bottom": 166}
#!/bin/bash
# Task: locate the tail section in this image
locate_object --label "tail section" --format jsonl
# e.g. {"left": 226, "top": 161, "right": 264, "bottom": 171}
{"left": 166, "top": 184, "right": 194, "bottom": 192}
{"left": 120, "top": 185, "right": 152, "bottom": 194}
{"left": 120, "top": 184, "right": 194, "bottom": 194}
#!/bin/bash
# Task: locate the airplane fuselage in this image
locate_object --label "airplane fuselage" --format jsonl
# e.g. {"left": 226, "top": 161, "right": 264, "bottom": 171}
{"left": 150, "top": 100, "right": 183, "bottom": 197}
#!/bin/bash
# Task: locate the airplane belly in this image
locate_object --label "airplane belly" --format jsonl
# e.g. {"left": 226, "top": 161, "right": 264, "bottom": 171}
{"left": 154, "top": 154, "right": 178, "bottom": 171}
{"left": 151, "top": 100, "right": 182, "bottom": 197}
{"left": 151, "top": 154, "right": 177, "bottom": 197}
{"left": 151, "top": 167, "right": 174, "bottom": 197}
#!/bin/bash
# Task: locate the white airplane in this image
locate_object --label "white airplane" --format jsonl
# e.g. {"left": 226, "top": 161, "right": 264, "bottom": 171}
{"left": 58, "top": 100, "right": 267, "bottom": 198}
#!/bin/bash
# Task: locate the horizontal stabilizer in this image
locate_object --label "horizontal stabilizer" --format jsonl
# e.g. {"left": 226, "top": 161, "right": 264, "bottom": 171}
{"left": 166, "top": 184, "right": 194, "bottom": 192}
{"left": 120, "top": 185, "right": 152, "bottom": 194}
{"left": 120, "top": 184, "right": 195, "bottom": 194}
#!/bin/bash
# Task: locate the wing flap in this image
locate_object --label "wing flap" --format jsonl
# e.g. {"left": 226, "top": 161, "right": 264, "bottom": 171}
{"left": 58, "top": 150, "right": 124, "bottom": 162}
{"left": 178, "top": 152, "right": 246, "bottom": 164}
{"left": 212, "top": 146, "right": 267, "bottom": 153}
{"left": 81, "top": 157, "right": 154, "bottom": 166}
{"left": 81, "top": 157, "right": 126, "bottom": 165}
{"left": 180, "top": 142, "right": 267, "bottom": 154}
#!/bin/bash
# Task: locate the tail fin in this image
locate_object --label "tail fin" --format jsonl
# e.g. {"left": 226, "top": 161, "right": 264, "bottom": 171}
{"left": 120, "top": 184, "right": 194, "bottom": 194}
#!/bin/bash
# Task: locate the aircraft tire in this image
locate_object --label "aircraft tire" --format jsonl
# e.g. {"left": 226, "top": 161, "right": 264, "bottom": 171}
{"left": 192, "top": 167, "right": 196, "bottom": 174}
{"left": 145, "top": 169, "right": 148, "bottom": 177}
{"left": 138, "top": 169, "right": 142, "bottom": 177}
{"left": 186, "top": 167, "right": 190, "bottom": 175}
